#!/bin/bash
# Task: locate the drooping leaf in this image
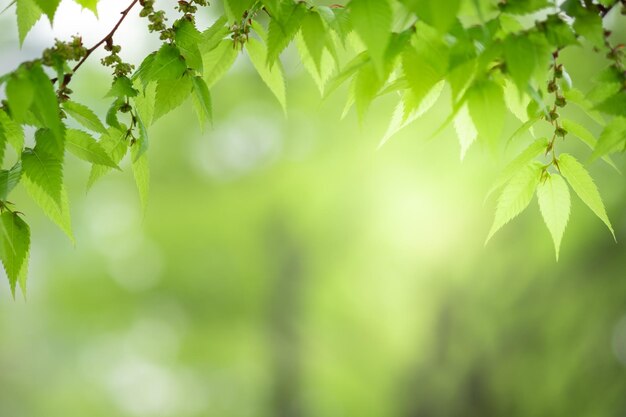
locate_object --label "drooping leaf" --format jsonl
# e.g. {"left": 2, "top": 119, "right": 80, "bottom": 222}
{"left": 295, "top": 34, "right": 337, "bottom": 95}
{"left": 21, "top": 129, "right": 64, "bottom": 210}
{"left": 266, "top": 1, "right": 307, "bottom": 67}
{"left": 175, "top": 19, "right": 204, "bottom": 72}
{"left": 400, "top": 0, "right": 460, "bottom": 33}
{"left": 0, "top": 162, "right": 22, "bottom": 200}
{"left": 0, "top": 212, "right": 30, "bottom": 296}
{"left": 105, "top": 76, "right": 139, "bottom": 98}
{"left": 246, "top": 37, "right": 287, "bottom": 113}
{"left": 300, "top": 9, "right": 327, "bottom": 72}
{"left": 467, "top": 79, "right": 505, "bottom": 150}
{"left": 131, "top": 143, "right": 149, "bottom": 215}
{"left": 34, "top": 0, "right": 60, "bottom": 22}
{"left": 202, "top": 39, "right": 238, "bottom": 87}
{"left": 572, "top": 8, "right": 604, "bottom": 48}
{"left": 560, "top": 118, "right": 618, "bottom": 171}
{"left": 153, "top": 74, "right": 193, "bottom": 121}
{"left": 133, "top": 80, "right": 156, "bottom": 127}
{"left": 72, "top": 0, "right": 98, "bottom": 15}
{"left": 6, "top": 67, "right": 34, "bottom": 123}
{"left": 504, "top": 33, "right": 538, "bottom": 92}
{"left": 87, "top": 127, "right": 128, "bottom": 190}
{"left": 65, "top": 129, "right": 119, "bottom": 168}
{"left": 349, "top": 0, "right": 391, "bottom": 76}
{"left": 62, "top": 101, "right": 107, "bottom": 134}
{"left": 27, "top": 62, "right": 64, "bottom": 141}
{"left": 16, "top": 0, "right": 43, "bottom": 45}
{"left": 191, "top": 76, "right": 212, "bottom": 129}
{"left": 486, "top": 162, "right": 542, "bottom": 243}
{"left": 223, "top": 0, "right": 255, "bottom": 21}
{"left": 0, "top": 109, "right": 24, "bottom": 152}
{"left": 22, "top": 177, "right": 73, "bottom": 242}
{"left": 144, "top": 44, "right": 187, "bottom": 83}
{"left": 486, "top": 137, "right": 549, "bottom": 201}
{"left": 558, "top": 153, "right": 614, "bottom": 239}
{"left": 454, "top": 104, "right": 478, "bottom": 160}
{"left": 537, "top": 173, "right": 570, "bottom": 260}
{"left": 590, "top": 117, "right": 626, "bottom": 160}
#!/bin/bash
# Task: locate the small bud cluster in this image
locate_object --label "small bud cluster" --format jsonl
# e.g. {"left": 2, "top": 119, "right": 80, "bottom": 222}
{"left": 101, "top": 38, "right": 135, "bottom": 78}
{"left": 230, "top": 10, "right": 254, "bottom": 49}
{"left": 544, "top": 50, "right": 568, "bottom": 170}
{"left": 139, "top": 0, "right": 175, "bottom": 41}
{"left": 176, "top": 0, "right": 209, "bottom": 22}
{"left": 42, "top": 36, "right": 87, "bottom": 67}
{"left": 601, "top": 30, "right": 626, "bottom": 91}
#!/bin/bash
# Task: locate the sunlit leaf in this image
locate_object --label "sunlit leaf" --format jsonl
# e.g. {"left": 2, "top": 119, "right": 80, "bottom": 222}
{"left": 537, "top": 173, "right": 570, "bottom": 260}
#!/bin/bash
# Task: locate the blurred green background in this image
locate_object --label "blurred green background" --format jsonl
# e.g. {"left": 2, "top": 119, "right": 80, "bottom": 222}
{"left": 1, "top": 3, "right": 626, "bottom": 417}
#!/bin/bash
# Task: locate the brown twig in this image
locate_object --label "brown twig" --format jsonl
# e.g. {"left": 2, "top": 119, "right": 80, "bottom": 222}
{"left": 51, "top": 0, "right": 139, "bottom": 85}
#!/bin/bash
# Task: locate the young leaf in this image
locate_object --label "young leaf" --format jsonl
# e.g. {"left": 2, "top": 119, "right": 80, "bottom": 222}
{"left": 105, "top": 76, "right": 139, "bottom": 98}
{"left": 300, "top": 9, "right": 327, "bottom": 72}
{"left": 0, "top": 109, "right": 24, "bottom": 152}
{"left": 467, "top": 79, "right": 505, "bottom": 150}
{"left": 266, "top": 1, "right": 307, "bottom": 67}
{"left": 349, "top": 0, "right": 391, "bottom": 76}
{"left": 66, "top": 129, "right": 119, "bottom": 168}
{"left": 486, "top": 137, "right": 549, "bottom": 201}
{"left": 154, "top": 74, "right": 193, "bottom": 121}
{"left": 0, "top": 162, "right": 22, "bottom": 200}
{"left": 175, "top": 19, "right": 204, "bottom": 72}
{"left": 454, "top": 104, "right": 478, "bottom": 161}
{"left": 560, "top": 118, "right": 619, "bottom": 171}
{"left": 87, "top": 128, "right": 128, "bottom": 190}
{"left": 133, "top": 81, "right": 156, "bottom": 127}
{"left": 202, "top": 39, "right": 238, "bottom": 87}
{"left": 16, "top": 0, "right": 43, "bottom": 45}
{"left": 504, "top": 34, "right": 537, "bottom": 92}
{"left": 591, "top": 117, "right": 626, "bottom": 160}
{"left": 223, "top": 0, "right": 255, "bottom": 21}
{"left": 295, "top": 34, "right": 336, "bottom": 95}
{"left": 131, "top": 144, "right": 149, "bottom": 215}
{"left": 62, "top": 101, "right": 107, "bottom": 134}
{"left": 246, "top": 37, "right": 287, "bottom": 113}
{"left": 21, "top": 129, "right": 64, "bottom": 209}
{"left": 537, "top": 173, "right": 570, "bottom": 260}
{"left": 34, "top": 0, "right": 60, "bottom": 22}
{"left": 191, "top": 76, "right": 212, "bottom": 129}
{"left": 144, "top": 44, "right": 187, "bottom": 83}
{"left": 486, "top": 162, "right": 542, "bottom": 243}
{"left": 400, "top": 0, "right": 460, "bottom": 34}
{"left": 6, "top": 67, "right": 34, "bottom": 123}
{"left": 72, "top": 0, "right": 98, "bottom": 15}
{"left": 558, "top": 153, "right": 614, "bottom": 239}
{"left": 27, "top": 62, "right": 63, "bottom": 141}
{"left": 0, "top": 212, "right": 30, "bottom": 296}
{"left": 22, "top": 177, "right": 73, "bottom": 242}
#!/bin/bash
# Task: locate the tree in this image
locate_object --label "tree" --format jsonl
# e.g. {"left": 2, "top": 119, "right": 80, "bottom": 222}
{"left": 0, "top": 0, "right": 625, "bottom": 295}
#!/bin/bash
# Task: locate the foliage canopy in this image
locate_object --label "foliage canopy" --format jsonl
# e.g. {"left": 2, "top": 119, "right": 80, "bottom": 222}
{"left": 0, "top": 0, "right": 625, "bottom": 294}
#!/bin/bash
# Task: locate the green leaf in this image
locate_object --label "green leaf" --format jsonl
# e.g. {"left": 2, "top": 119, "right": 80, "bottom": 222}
{"left": 72, "top": 0, "right": 98, "bottom": 14}
{"left": 202, "top": 39, "right": 238, "bottom": 87}
{"left": 6, "top": 67, "right": 34, "bottom": 123}
{"left": 144, "top": 44, "right": 187, "bottom": 83}
{"left": 591, "top": 117, "right": 626, "bottom": 160}
{"left": 175, "top": 19, "right": 203, "bottom": 72}
{"left": 0, "top": 212, "right": 30, "bottom": 296}
{"left": 504, "top": 34, "right": 537, "bottom": 92}
{"left": 27, "top": 62, "right": 63, "bottom": 141}
{"left": 295, "top": 34, "right": 337, "bottom": 95}
{"left": 558, "top": 153, "right": 614, "bottom": 239}
{"left": 16, "top": 0, "right": 43, "bottom": 45}
{"left": 349, "top": 0, "right": 391, "bottom": 76}
{"left": 0, "top": 162, "right": 22, "bottom": 200}
{"left": 34, "top": 0, "right": 60, "bottom": 22}
{"left": 22, "top": 177, "right": 73, "bottom": 242}
{"left": 454, "top": 104, "right": 478, "bottom": 160}
{"left": 400, "top": 0, "right": 460, "bottom": 33}
{"left": 21, "top": 129, "right": 64, "bottom": 209}
{"left": 191, "top": 76, "right": 212, "bottom": 129}
{"left": 66, "top": 129, "right": 119, "bottom": 168}
{"left": 266, "top": 1, "right": 307, "bottom": 67}
{"left": 0, "top": 109, "right": 24, "bottom": 152}
{"left": 353, "top": 62, "right": 382, "bottom": 119}
{"left": 467, "top": 79, "right": 505, "bottom": 150}
{"left": 561, "top": 118, "right": 619, "bottom": 171}
{"left": 537, "top": 173, "right": 570, "bottom": 260}
{"left": 246, "top": 37, "right": 287, "bottom": 113}
{"left": 486, "top": 137, "right": 549, "bottom": 201}
{"left": 402, "top": 23, "right": 448, "bottom": 110}
{"left": 62, "top": 101, "right": 107, "bottom": 134}
{"left": 87, "top": 128, "right": 128, "bottom": 190}
{"left": 154, "top": 74, "right": 193, "bottom": 121}
{"left": 223, "top": 0, "right": 255, "bottom": 21}
{"left": 498, "top": 0, "right": 549, "bottom": 14}
{"left": 300, "top": 9, "right": 327, "bottom": 72}
{"left": 133, "top": 80, "right": 157, "bottom": 127}
{"left": 486, "top": 162, "right": 542, "bottom": 243}
{"left": 105, "top": 76, "right": 139, "bottom": 98}
{"left": 572, "top": 8, "right": 604, "bottom": 48}
{"left": 199, "top": 16, "right": 229, "bottom": 54}
{"left": 131, "top": 143, "right": 149, "bottom": 215}
{"left": 133, "top": 112, "right": 149, "bottom": 163}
